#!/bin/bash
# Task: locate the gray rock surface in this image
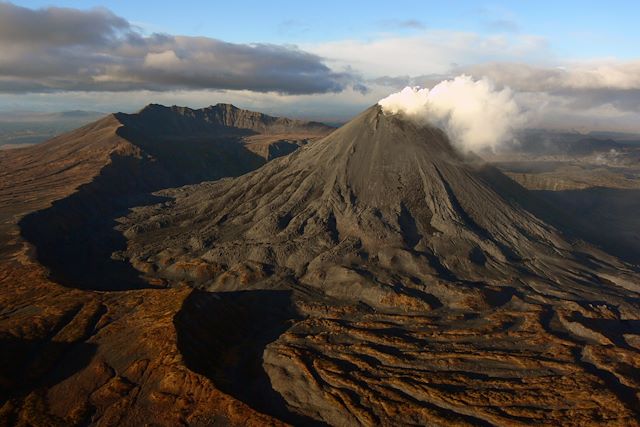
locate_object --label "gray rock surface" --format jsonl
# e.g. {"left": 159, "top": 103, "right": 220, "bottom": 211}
{"left": 123, "top": 105, "right": 636, "bottom": 299}
{"left": 121, "top": 105, "right": 640, "bottom": 425}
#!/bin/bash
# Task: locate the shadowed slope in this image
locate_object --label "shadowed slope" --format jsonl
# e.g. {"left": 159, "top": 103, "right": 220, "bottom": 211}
{"left": 8, "top": 103, "right": 330, "bottom": 291}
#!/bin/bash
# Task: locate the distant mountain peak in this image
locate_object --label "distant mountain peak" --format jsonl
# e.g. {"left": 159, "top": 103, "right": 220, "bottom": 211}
{"left": 210, "top": 102, "right": 239, "bottom": 110}
{"left": 126, "top": 103, "right": 333, "bottom": 136}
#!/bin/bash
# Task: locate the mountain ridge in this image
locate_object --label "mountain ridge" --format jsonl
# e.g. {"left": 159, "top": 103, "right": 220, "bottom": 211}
{"left": 4, "top": 102, "right": 331, "bottom": 291}
{"left": 125, "top": 102, "right": 333, "bottom": 136}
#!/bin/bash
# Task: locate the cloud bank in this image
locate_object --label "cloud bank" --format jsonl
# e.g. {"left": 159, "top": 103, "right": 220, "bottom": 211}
{"left": 379, "top": 76, "right": 523, "bottom": 151}
{"left": 0, "top": 2, "right": 359, "bottom": 94}
{"left": 2, "top": 2, "right": 640, "bottom": 133}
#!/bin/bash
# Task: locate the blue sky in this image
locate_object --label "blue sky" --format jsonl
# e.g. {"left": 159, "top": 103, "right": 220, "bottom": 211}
{"left": 14, "top": 0, "right": 640, "bottom": 59}
{"left": 2, "top": 1, "right": 640, "bottom": 131}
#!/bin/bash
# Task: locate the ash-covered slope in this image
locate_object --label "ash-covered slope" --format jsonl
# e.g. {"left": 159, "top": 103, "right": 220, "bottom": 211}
{"left": 125, "top": 105, "right": 635, "bottom": 300}
{"left": 122, "top": 106, "right": 640, "bottom": 425}
{"left": 12, "top": 103, "right": 330, "bottom": 291}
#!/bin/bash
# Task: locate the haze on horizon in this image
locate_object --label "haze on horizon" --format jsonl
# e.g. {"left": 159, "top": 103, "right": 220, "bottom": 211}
{"left": 1, "top": 0, "right": 640, "bottom": 133}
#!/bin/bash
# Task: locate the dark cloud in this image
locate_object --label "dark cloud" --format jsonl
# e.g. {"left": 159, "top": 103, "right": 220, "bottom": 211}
{"left": 0, "top": 2, "right": 362, "bottom": 94}
{"left": 0, "top": 3, "right": 130, "bottom": 46}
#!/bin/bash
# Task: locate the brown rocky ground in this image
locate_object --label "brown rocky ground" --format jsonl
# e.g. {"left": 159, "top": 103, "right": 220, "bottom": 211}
{"left": 0, "top": 251, "right": 283, "bottom": 426}
{"left": 0, "top": 104, "right": 329, "bottom": 426}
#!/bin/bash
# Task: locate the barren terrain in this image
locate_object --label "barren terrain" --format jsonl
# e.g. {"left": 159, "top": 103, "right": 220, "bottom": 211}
{"left": 0, "top": 104, "right": 329, "bottom": 426}
{"left": 0, "top": 105, "right": 639, "bottom": 426}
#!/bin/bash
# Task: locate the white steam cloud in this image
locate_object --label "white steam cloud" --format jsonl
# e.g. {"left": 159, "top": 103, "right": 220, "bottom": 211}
{"left": 378, "top": 75, "right": 524, "bottom": 152}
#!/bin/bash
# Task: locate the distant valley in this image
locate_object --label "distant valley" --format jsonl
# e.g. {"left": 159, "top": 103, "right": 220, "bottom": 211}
{"left": 0, "top": 111, "right": 107, "bottom": 149}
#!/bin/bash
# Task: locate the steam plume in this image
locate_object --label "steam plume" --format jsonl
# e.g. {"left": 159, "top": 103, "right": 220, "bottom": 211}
{"left": 378, "top": 75, "right": 523, "bottom": 152}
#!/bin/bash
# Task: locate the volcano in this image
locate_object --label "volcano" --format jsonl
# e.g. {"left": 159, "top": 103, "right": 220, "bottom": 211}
{"left": 122, "top": 106, "right": 640, "bottom": 424}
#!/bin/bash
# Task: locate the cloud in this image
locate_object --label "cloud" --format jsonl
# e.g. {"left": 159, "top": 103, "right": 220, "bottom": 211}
{"left": 0, "top": 2, "right": 361, "bottom": 94}
{"left": 366, "top": 59, "right": 640, "bottom": 132}
{"left": 460, "top": 62, "right": 640, "bottom": 113}
{"left": 377, "top": 19, "right": 427, "bottom": 30}
{"left": 2, "top": 3, "right": 640, "bottom": 134}
{"left": 0, "top": 84, "right": 391, "bottom": 123}
{"left": 0, "top": 3, "right": 129, "bottom": 46}
{"left": 485, "top": 19, "right": 520, "bottom": 33}
{"left": 306, "top": 31, "right": 551, "bottom": 78}
{"left": 463, "top": 62, "right": 640, "bottom": 92}
{"left": 396, "top": 19, "right": 427, "bottom": 30}
{"left": 379, "top": 76, "right": 524, "bottom": 152}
